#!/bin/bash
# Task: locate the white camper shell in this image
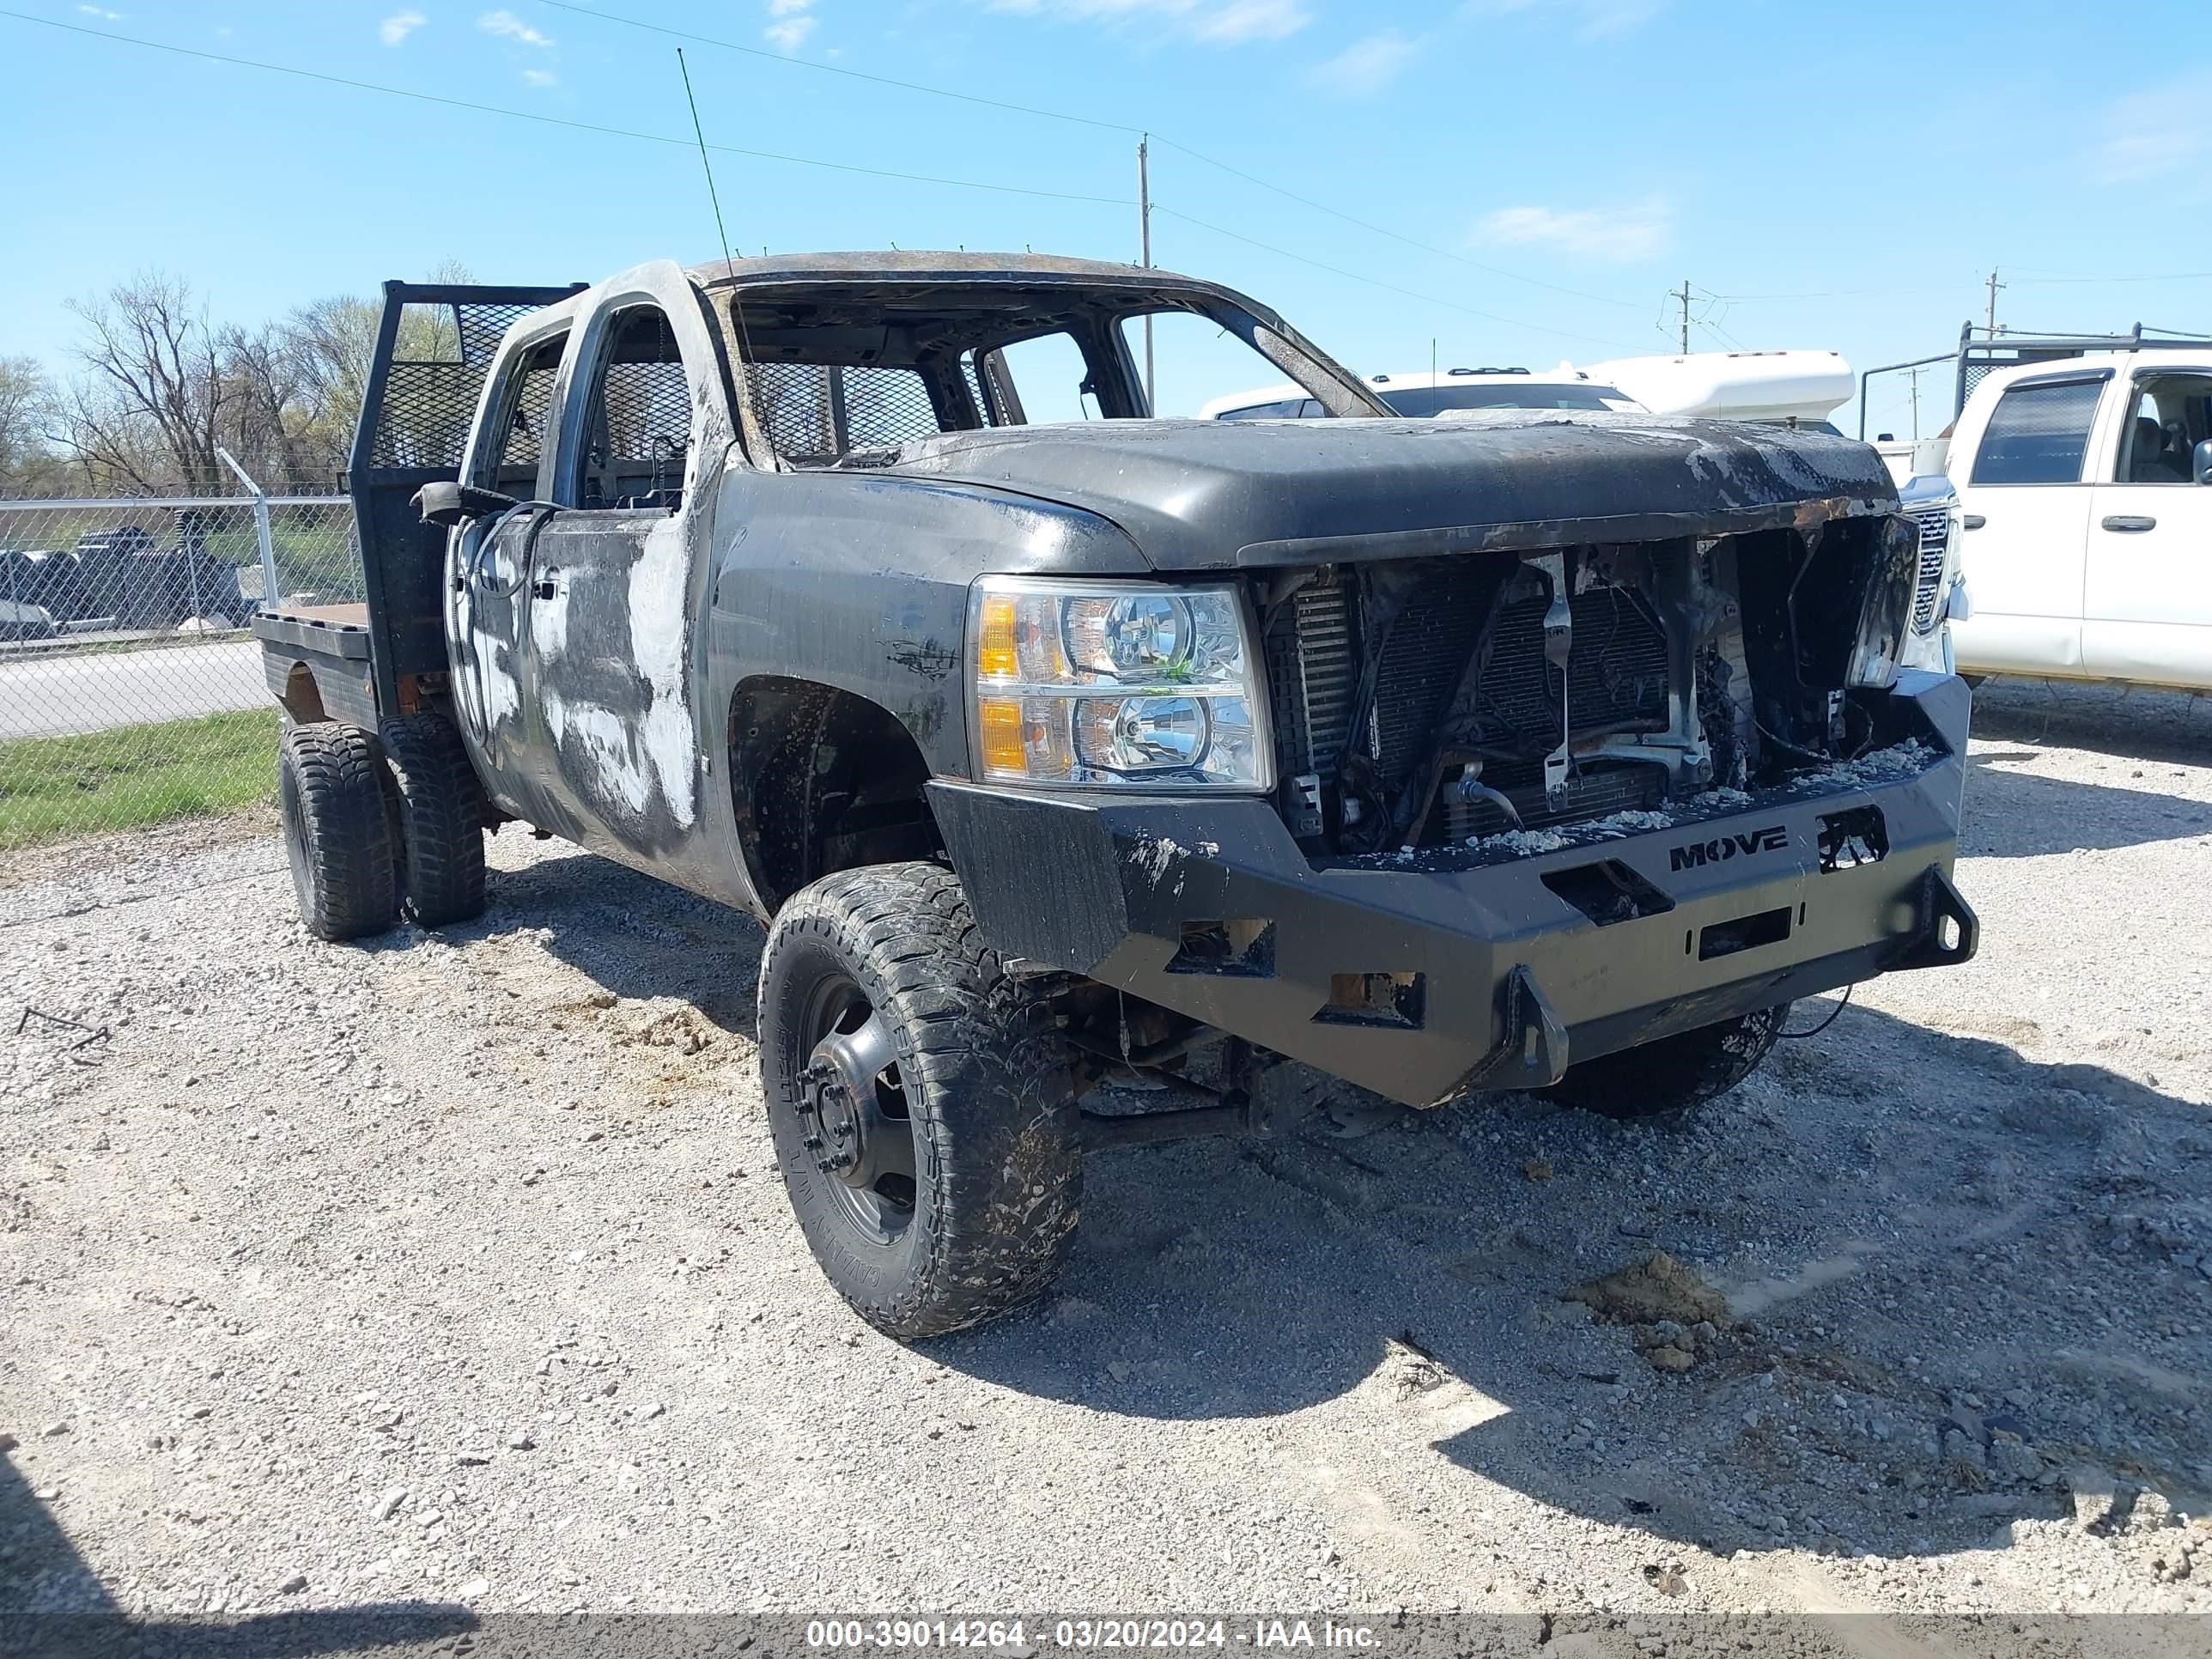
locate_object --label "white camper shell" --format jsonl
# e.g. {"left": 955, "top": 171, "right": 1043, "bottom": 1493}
{"left": 1575, "top": 350, "right": 1856, "bottom": 429}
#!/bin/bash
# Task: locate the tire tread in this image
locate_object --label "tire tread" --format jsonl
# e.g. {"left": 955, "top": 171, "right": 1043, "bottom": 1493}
{"left": 278, "top": 722, "right": 397, "bottom": 942}
{"left": 759, "top": 861, "right": 1079, "bottom": 1339}
{"left": 380, "top": 712, "right": 489, "bottom": 927}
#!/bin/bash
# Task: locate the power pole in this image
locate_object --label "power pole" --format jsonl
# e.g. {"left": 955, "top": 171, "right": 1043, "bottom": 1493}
{"left": 1137, "top": 134, "right": 1155, "bottom": 414}
{"left": 1678, "top": 279, "right": 1692, "bottom": 354}
{"left": 1984, "top": 268, "right": 2005, "bottom": 340}
{"left": 1906, "top": 365, "right": 1923, "bottom": 439}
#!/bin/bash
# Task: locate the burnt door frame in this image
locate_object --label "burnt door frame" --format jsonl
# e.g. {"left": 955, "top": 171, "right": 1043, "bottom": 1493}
{"left": 446, "top": 308, "right": 574, "bottom": 823}
{"left": 514, "top": 262, "right": 756, "bottom": 891}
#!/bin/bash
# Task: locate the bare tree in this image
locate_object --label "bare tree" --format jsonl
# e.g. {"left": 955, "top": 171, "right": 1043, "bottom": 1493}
{"left": 279, "top": 294, "right": 381, "bottom": 472}
{"left": 0, "top": 355, "right": 65, "bottom": 495}
{"left": 36, "top": 260, "right": 481, "bottom": 495}
{"left": 222, "top": 319, "right": 349, "bottom": 489}
{"left": 58, "top": 271, "right": 237, "bottom": 491}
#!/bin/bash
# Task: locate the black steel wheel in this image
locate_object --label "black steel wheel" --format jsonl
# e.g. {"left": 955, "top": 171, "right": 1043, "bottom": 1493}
{"left": 277, "top": 721, "right": 398, "bottom": 943}
{"left": 758, "top": 861, "right": 1081, "bottom": 1339}
{"left": 797, "top": 973, "right": 920, "bottom": 1243}
{"left": 1544, "top": 1004, "right": 1789, "bottom": 1120}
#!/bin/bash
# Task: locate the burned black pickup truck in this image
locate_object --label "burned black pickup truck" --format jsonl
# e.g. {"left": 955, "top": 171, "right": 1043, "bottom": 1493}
{"left": 256, "top": 253, "right": 1977, "bottom": 1338}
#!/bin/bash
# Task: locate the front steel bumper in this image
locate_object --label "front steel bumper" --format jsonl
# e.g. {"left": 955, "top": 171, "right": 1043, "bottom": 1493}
{"left": 928, "top": 673, "right": 1978, "bottom": 1108}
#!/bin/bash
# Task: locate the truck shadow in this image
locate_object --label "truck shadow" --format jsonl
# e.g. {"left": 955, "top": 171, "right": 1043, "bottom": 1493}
{"left": 1962, "top": 749, "right": 2212, "bottom": 857}
{"left": 1971, "top": 678, "right": 2212, "bottom": 767}
{"left": 931, "top": 1001, "right": 2211, "bottom": 1565}
{"left": 429, "top": 842, "right": 767, "bottom": 1043}
{"left": 0, "top": 1449, "right": 477, "bottom": 1655}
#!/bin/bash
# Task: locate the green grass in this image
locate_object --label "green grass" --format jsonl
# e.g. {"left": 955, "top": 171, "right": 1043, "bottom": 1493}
{"left": 0, "top": 707, "right": 280, "bottom": 849}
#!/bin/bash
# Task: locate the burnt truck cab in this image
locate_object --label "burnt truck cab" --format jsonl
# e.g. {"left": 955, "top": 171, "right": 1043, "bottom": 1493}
{"left": 257, "top": 253, "right": 1976, "bottom": 1339}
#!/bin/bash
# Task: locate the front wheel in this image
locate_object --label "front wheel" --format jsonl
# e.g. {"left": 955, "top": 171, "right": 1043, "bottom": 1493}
{"left": 757, "top": 862, "right": 1082, "bottom": 1339}
{"left": 1544, "top": 1004, "right": 1789, "bottom": 1120}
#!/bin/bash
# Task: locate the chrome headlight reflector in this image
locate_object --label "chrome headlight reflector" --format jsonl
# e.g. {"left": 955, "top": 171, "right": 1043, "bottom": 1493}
{"left": 970, "top": 577, "right": 1272, "bottom": 789}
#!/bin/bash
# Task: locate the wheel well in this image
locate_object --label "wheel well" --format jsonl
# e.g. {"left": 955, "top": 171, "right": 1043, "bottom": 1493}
{"left": 729, "top": 677, "right": 939, "bottom": 910}
{"left": 280, "top": 661, "right": 328, "bottom": 724}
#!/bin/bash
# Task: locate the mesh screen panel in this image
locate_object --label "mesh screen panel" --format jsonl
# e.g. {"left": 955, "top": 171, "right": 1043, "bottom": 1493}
{"left": 490, "top": 363, "right": 559, "bottom": 476}
{"left": 592, "top": 362, "right": 691, "bottom": 467}
{"left": 745, "top": 364, "right": 950, "bottom": 464}
{"left": 367, "top": 300, "right": 548, "bottom": 468}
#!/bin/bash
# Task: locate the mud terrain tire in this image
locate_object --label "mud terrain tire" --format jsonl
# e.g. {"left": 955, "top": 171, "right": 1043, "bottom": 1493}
{"left": 278, "top": 721, "right": 397, "bottom": 943}
{"left": 1545, "top": 1004, "right": 1790, "bottom": 1120}
{"left": 380, "top": 712, "right": 488, "bottom": 927}
{"left": 758, "top": 862, "right": 1081, "bottom": 1340}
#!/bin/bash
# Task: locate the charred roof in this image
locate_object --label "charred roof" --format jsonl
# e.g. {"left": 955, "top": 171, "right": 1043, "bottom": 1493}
{"left": 683, "top": 249, "right": 1267, "bottom": 308}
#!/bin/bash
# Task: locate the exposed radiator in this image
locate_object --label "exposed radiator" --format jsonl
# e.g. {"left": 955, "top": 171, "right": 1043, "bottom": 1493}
{"left": 1474, "top": 586, "right": 1671, "bottom": 750}
{"left": 1275, "top": 559, "right": 1680, "bottom": 848}
{"left": 1442, "top": 758, "right": 1667, "bottom": 841}
{"left": 1368, "top": 568, "right": 1496, "bottom": 784}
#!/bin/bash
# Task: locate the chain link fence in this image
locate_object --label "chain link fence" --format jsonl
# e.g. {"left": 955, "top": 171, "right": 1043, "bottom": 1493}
{"left": 0, "top": 491, "right": 362, "bottom": 850}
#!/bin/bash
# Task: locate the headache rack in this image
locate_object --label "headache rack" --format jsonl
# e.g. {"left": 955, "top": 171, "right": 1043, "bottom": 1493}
{"left": 336, "top": 279, "right": 585, "bottom": 715}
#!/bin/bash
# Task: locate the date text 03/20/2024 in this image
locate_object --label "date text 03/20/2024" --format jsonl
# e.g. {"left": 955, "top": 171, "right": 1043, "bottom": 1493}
{"left": 804, "top": 1621, "right": 1383, "bottom": 1650}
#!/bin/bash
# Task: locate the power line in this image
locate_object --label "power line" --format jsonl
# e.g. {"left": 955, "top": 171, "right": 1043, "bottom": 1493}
{"left": 535, "top": 0, "right": 1649, "bottom": 313}
{"left": 1152, "top": 206, "right": 1648, "bottom": 354}
{"left": 537, "top": 0, "right": 1139, "bottom": 136}
{"left": 1149, "top": 137, "right": 1645, "bottom": 312}
{"left": 2006, "top": 269, "right": 2212, "bottom": 286}
{"left": 1713, "top": 269, "right": 2212, "bottom": 305}
{"left": 0, "top": 9, "right": 1130, "bottom": 207}
{"left": 9, "top": 8, "right": 1662, "bottom": 358}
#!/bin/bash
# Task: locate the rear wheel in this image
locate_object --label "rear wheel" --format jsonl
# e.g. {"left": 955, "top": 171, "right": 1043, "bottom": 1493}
{"left": 1545, "top": 1004, "right": 1789, "bottom": 1120}
{"left": 758, "top": 862, "right": 1081, "bottom": 1339}
{"left": 380, "top": 711, "right": 488, "bottom": 927}
{"left": 277, "top": 721, "right": 397, "bottom": 942}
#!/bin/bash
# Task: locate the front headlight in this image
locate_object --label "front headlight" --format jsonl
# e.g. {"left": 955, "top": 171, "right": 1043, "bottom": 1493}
{"left": 969, "top": 576, "right": 1273, "bottom": 789}
{"left": 1847, "top": 514, "right": 1921, "bottom": 690}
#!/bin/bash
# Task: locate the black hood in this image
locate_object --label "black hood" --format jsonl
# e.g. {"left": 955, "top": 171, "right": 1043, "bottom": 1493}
{"left": 877, "top": 411, "right": 1899, "bottom": 571}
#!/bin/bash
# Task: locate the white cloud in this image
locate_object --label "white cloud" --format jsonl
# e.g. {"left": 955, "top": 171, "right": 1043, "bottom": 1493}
{"left": 77, "top": 4, "right": 121, "bottom": 18}
{"left": 1465, "top": 0, "right": 1664, "bottom": 41}
{"left": 986, "top": 0, "right": 1310, "bottom": 47}
{"left": 520, "top": 66, "right": 557, "bottom": 85}
{"left": 1190, "top": 0, "right": 1306, "bottom": 42}
{"left": 1475, "top": 198, "right": 1671, "bottom": 263}
{"left": 1309, "top": 29, "right": 1414, "bottom": 97}
{"left": 765, "top": 0, "right": 817, "bottom": 51}
{"left": 2093, "top": 70, "right": 2212, "bottom": 184}
{"left": 477, "top": 9, "right": 553, "bottom": 46}
{"left": 380, "top": 9, "right": 426, "bottom": 46}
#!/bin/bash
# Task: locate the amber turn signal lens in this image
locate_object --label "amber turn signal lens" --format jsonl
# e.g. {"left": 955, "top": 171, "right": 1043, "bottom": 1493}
{"left": 976, "top": 594, "right": 1018, "bottom": 681}
{"left": 978, "top": 696, "right": 1024, "bottom": 775}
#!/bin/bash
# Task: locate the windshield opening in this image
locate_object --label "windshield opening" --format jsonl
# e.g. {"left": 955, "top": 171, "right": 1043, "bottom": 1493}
{"left": 721, "top": 285, "right": 1377, "bottom": 468}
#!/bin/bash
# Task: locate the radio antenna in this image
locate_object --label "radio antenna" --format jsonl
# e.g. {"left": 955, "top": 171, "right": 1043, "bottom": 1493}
{"left": 678, "top": 48, "right": 738, "bottom": 286}
{"left": 676, "top": 48, "right": 761, "bottom": 441}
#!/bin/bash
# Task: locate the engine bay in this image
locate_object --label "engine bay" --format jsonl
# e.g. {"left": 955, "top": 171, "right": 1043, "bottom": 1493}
{"left": 1262, "top": 517, "right": 1920, "bottom": 861}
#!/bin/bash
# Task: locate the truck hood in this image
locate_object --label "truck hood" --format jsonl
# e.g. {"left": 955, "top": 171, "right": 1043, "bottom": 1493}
{"left": 874, "top": 410, "right": 1898, "bottom": 570}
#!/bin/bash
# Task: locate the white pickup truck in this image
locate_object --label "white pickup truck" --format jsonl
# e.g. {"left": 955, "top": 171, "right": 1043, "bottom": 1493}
{"left": 1947, "top": 348, "right": 2212, "bottom": 690}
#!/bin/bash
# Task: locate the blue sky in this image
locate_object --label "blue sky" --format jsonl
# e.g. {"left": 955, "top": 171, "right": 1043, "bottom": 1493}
{"left": 4, "top": 0, "right": 2209, "bottom": 437}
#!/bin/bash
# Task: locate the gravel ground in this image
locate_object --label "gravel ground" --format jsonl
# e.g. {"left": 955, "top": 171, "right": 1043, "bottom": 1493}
{"left": 3, "top": 679, "right": 2210, "bottom": 1646}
